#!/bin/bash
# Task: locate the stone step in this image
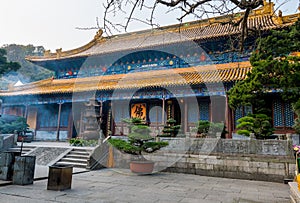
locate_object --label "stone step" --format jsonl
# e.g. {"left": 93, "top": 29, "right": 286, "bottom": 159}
{"left": 54, "top": 148, "right": 92, "bottom": 169}
{"left": 55, "top": 161, "right": 87, "bottom": 168}
{"left": 60, "top": 158, "right": 88, "bottom": 164}
{"left": 72, "top": 148, "right": 93, "bottom": 152}
{"left": 8, "top": 146, "right": 36, "bottom": 155}
{"left": 69, "top": 151, "right": 90, "bottom": 156}
{"left": 11, "top": 146, "right": 35, "bottom": 150}
{"left": 65, "top": 154, "right": 90, "bottom": 159}
{"left": 9, "top": 148, "right": 32, "bottom": 152}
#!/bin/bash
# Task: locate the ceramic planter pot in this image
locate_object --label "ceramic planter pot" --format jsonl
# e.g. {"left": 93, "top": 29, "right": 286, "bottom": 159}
{"left": 130, "top": 161, "right": 154, "bottom": 174}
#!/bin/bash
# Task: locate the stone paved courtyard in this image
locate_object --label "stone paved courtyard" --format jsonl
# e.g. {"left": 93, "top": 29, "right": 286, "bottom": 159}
{"left": 0, "top": 169, "right": 290, "bottom": 203}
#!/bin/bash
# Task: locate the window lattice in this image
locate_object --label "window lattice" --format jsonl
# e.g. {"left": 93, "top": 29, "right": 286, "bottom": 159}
{"left": 284, "top": 103, "right": 294, "bottom": 127}
{"left": 273, "top": 100, "right": 283, "bottom": 127}
{"left": 234, "top": 106, "right": 243, "bottom": 126}
{"left": 199, "top": 102, "right": 209, "bottom": 121}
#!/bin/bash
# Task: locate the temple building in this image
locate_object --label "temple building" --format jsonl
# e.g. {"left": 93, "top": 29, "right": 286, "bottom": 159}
{"left": 0, "top": 2, "right": 298, "bottom": 140}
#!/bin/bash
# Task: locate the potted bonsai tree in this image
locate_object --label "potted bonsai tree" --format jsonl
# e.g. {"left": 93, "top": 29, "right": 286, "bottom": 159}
{"left": 160, "top": 118, "right": 181, "bottom": 137}
{"left": 194, "top": 120, "right": 227, "bottom": 138}
{"left": 108, "top": 117, "right": 168, "bottom": 174}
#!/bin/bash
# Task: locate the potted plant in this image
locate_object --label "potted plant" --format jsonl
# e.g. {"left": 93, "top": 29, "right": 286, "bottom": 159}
{"left": 194, "top": 120, "right": 227, "bottom": 138}
{"left": 160, "top": 118, "right": 181, "bottom": 137}
{"left": 108, "top": 118, "right": 168, "bottom": 174}
{"left": 195, "top": 120, "right": 210, "bottom": 138}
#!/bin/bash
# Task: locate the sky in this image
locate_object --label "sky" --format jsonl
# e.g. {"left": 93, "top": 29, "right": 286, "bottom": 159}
{"left": 0, "top": 0, "right": 297, "bottom": 52}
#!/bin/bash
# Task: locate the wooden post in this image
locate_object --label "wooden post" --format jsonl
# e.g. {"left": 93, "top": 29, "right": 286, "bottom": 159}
{"left": 184, "top": 99, "right": 188, "bottom": 133}
{"left": 24, "top": 104, "right": 28, "bottom": 120}
{"left": 99, "top": 101, "right": 103, "bottom": 124}
{"left": 107, "top": 146, "right": 114, "bottom": 168}
{"left": 162, "top": 97, "right": 165, "bottom": 125}
{"left": 0, "top": 99, "right": 2, "bottom": 117}
{"left": 225, "top": 95, "right": 232, "bottom": 139}
{"left": 209, "top": 99, "right": 212, "bottom": 122}
{"left": 56, "top": 103, "right": 62, "bottom": 141}
{"left": 107, "top": 102, "right": 112, "bottom": 136}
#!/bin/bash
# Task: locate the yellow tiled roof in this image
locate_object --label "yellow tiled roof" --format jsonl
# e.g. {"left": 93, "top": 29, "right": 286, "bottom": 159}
{"left": 26, "top": 2, "right": 299, "bottom": 62}
{"left": 0, "top": 62, "right": 251, "bottom": 96}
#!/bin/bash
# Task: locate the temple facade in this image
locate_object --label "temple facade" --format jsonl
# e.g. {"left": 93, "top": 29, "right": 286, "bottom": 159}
{"left": 0, "top": 2, "right": 298, "bottom": 140}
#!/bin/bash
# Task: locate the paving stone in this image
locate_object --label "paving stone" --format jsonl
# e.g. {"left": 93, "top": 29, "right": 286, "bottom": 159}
{"left": 0, "top": 169, "right": 290, "bottom": 203}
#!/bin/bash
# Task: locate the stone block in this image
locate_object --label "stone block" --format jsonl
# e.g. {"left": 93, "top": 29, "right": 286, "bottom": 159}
{"left": 249, "top": 161, "right": 268, "bottom": 169}
{"left": 206, "top": 158, "right": 223, "bottom": 165}
{"left": 0, "top": 152, "right": 13, "bottom": 167}
{"left": 213, "top": 164, "right": 225, "bottom": 171}
{"left": 175, "top": 162, "right": 188, "bottom": 169}
{"left": 239, "top": 166, "right": 251, "bottom": 173}
{"left": 289, "top": 182, "right": 300, "bottom": 203}
{"left": 13, "top": 156, "right": 36, "bottom": 185}
{"left": 206, "top": 164, "right": 214, "bottom": 170}
{"left": 187, "top": 157, "right": 200, "bottom": 164}
{"left": 0, "top": 152, "right": 19, "bottom": 181}
{"left": 47, "top": 164, "right": 73, "bottom": 191}
{"left": 223, "top": 171, "right": 251, "bottom": 180}
{"left": 195, "top": 163, "right": 206, "bottom": 170}
{"left": 226, "top": 165, "right": 238, "bottom": 172}
{"left": 268, "top": 162, "right": 285, "bottom": 170}
{"left": 258, "top": 168, "right": 284, "bottom": 176}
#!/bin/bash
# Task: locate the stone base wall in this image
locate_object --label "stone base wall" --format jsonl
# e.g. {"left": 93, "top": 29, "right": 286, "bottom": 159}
{"left": 164, "top": 153, "right": 295, "bottom": 183}
{"left": 105, "top": 137, "right": 296, "bottom": 182}
{"left": 35, "top": 131, "right": 68, "bottom": 141}
{"left": 0, "top": 134, "right": 15, "bottom": 152}
{"left": 289, "top": 182, "right": 300, "bottom": 203}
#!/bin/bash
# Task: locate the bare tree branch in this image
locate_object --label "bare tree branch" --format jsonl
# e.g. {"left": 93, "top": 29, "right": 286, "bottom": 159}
{"left": 101, "top": 0, "right": 290, "bottom": 49}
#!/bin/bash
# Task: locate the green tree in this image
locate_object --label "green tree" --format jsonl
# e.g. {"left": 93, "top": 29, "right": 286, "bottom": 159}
{"left": 228, "top": 18, "right": 300, "bottom": 130}
{"left": 3, "top": 44, "right": 53, "bottom": 82}
{"left": 0, "top": 48, "right": 20, "bottom": 76}
{"left": 0, "top": 115, "right": 28, "bottom": 134}
{"left": 236, "top": 114, "right": 274, "bottom": 138}
{"left": 228, "top": 18, "right": 300, "bottom": 110}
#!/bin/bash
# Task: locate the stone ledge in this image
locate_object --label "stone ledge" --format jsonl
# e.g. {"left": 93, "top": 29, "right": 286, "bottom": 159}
{"left": 289, "top": 182, "right": 300, "bottom": 203}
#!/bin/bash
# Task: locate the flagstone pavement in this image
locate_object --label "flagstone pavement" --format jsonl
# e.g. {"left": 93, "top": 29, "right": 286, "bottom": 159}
{"left": 0, "top": 168, "right": 290, "bottom": 203}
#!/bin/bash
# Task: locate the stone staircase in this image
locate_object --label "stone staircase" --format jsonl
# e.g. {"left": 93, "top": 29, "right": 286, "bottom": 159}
{"left": 55, "top": 148, "right": 93, "bottom": 169}
{"left": 8, "top": 145, "right": 36, "bottom": 155}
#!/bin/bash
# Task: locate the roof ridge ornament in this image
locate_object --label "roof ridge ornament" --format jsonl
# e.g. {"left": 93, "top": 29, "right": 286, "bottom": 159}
{"left": 56, "top": 48, "right": 62, "bottom": 58}
{"left": 262, "top": 0, "right": 274, "bottom": 15}
{"left": 94, "top": 29, "right": 103, "bottom": 42}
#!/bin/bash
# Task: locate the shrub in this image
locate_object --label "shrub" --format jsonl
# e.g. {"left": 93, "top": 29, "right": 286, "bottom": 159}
{"left": 108, "top": 117, "right": 168, "bottom": 158}
{"left": 236, "top": 114, "right": 274, "bottom": 138}
{"left": 195, "top": 120, "right": 227, "bottom": 138}
{"left": 0, "top": 115, "right": 28, "bottom": 134}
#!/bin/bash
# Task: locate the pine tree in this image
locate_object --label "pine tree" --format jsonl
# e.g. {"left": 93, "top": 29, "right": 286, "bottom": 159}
{"left": 0, "top": 49, "right": 20, "bottom": 76}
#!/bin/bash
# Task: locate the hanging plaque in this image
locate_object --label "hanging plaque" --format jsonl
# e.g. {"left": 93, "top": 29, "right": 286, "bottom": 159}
{"left": 131, "top": 103, "right": 146, "bottom": 120}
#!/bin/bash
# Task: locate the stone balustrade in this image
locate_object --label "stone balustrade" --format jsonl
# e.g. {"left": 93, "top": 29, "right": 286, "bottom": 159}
{"left": 107, "top": 136, "right": 296, "bottom": 182}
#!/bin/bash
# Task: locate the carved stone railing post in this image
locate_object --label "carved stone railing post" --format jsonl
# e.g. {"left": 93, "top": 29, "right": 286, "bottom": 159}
{"left": 0, "top": 136, "right": 3, "bottom": 152}
{"left": 286, "top": 133, "right": 294, "bottom": 157}
{"left": 249, "top": 133, "right": 257, "bottom": 154}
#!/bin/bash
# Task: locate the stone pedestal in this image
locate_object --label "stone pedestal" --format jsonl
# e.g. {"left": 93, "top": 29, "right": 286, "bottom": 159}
{"left": 47, "top": 164, "right": 73, "bottom": 191}
{"left": 0, "top": 152, "right": 21, "bottom": 181}
{"left": 13, "top": 156, "right": 36, "bottom": 185}
{"left": 289, "top": 182, "right": 300, "bottom": 203}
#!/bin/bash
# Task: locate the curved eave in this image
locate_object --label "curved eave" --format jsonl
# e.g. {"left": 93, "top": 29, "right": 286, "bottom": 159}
{"left": 26, "top": 10, "right": 299, "bottom": 63}
{"left": 0, "top": 61, "right": 251, "bottom": 97}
